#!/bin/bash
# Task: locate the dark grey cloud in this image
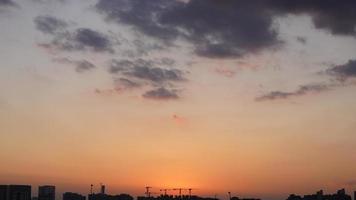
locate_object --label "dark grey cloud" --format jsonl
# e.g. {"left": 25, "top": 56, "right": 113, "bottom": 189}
{"left": 257, "top": 59, "right": 356, "bottom": 101}
{"left": 296, "top": 36, "right": 307, "bottom": 44}
{"left": 127, "top": 65, "right": 184, "bottom": 83}
{"left": 109, "top": 59, "right": 135, "bottom": 74}
{"left": 268, "top": 0, "right": 356, "bottom": 36}
{"left": 31, "top": 0, "right": 66, "bottom": 3}
{"left": 108, "top": 58, "right": 185, "bottom": 100}
{"left": 96, "top": 0, "right": 280, "bottom": 58}
{"left": 256, "top": 83, "right": 329, "bottom": 101}
{"left": 74, "top": 60, "right": 96, "bottom": 73}
{"left": 74, "top": 28, "right": 113, "bottom": 52}
{"left": 143, "top": 87, "right": 179, "bottom": 100}
{"left": 110, "top": 58, "right": 184, "bottom": 83}
{"left": 328, "top": 59, "right": 356, "bottom": 80}
{"left": 0, "top": 0, "right": 16, "bottom": 6}
{"left": 34, "top": 15, "right": 67, "bottom": 34}
{"left": 39, "top": 28, "right": 114, "bottom": 53}
{"left": 53, "top": 58, "right": 96, "bottom": 72}
{"left": 96, "top": 0, "right": 181, "bottom": 42}
{"left": 34, "top": 15, "right": 114, "bottom": 53}
{"left": 96, "top": 0, "right": 356, "bottom": 58}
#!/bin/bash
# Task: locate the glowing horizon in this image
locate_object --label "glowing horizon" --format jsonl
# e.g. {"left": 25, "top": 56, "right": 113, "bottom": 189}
{"left": 1, "top": 1, "right": 356, "bottom": 200}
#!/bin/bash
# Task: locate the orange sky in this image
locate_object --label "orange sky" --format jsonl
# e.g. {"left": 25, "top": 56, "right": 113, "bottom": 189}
{"left": 1, "top": 1, "right": 356, "bottom": 200}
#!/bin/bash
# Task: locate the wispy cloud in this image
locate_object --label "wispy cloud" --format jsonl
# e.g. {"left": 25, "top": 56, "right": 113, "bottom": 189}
{"left": 256, "top": 83, "right": 330, "bottom": 101}
{"left": 110, "top": 58, "right": 184, "bottom": 83}
{"left": 143, "top": 87, "right": 179, "bottom": 100}
{"left": 35, "top": 15, "right": 115, "bottom": 53}
{"left": 53, "top": 58, "right": 96, "bottom": 73}
{"left": 108, "top": 58, "right": 186, "bottom": 100}
{"left": 34, "top": 15, "right": 68, "bottom": 35}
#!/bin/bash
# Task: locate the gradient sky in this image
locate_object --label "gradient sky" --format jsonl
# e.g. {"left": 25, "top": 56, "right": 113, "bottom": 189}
{"left": 1, "top": 1, "right": 356, "bottom": 200}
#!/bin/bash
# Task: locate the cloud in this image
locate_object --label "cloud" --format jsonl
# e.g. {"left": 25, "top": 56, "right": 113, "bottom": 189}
{"left": 256, "top": 83, "right": 329, "bottom": 101}
{"left": 0, "top": 0, "right": 16, "bottom": 6}
{"left": 143, "top": 87, "right": 179, "bottom": 100}
{"left": 34, "top": 15, "right": 67, "bottom": 34}
{"left": 328, "top": 59, "right": 356, "bottom": 81}
{"left": 126, "top": 65, "right": 184, "bottom": 83}
{"left": 257, "top": 59, "right": 356, "bottom": 102}
{"left": 53, "top": 58, "right": 96, "bottom": 72}
{"left": 94, "top": 88, "right": 123, "bottom": 96}
{"left": 34, "top": 15, "right": 114, "bottom": 53}
{"left": 96, "top": 0, "right": 356, "bottom": 58}
{"left": 108, "top": 58, "right": 186, "bottom": 99}
{"left": 296, "top": 36, "right": 307, "bottom": 44}
{"left": 96, "top": 0, "right": 281, "bottom": 58}
{"left": 31, "top": 0, "right": 66, "bottom": 3}
{"left": 73, "top": 28, "right": 113, "bottom": 52}
{"left": 110, "top": 58, "right": 184, "bottom": 83}
{"left": 40, "top": 28, "right": 114, "bottom": 53}
{"left": 114, "top": 78, "right": 141, "bottom": 89}
{"left": 96, "top": 0, "right": 181, "bottom": 42}
{"left": 269, "top": 0, "right": 356, "bottom": 36}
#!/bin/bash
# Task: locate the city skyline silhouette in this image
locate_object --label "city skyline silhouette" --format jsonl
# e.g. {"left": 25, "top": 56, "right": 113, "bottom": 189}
{"left": 1, "top": 184, "right": 356, "bottom": 200}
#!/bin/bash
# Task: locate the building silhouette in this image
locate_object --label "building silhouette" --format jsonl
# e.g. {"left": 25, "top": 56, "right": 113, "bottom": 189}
{"left": 2, "top": 183, "right": 356, "bottom": 200}
{"left": 63, "top": 192, "right": 85, "bottom": 200}
{"left": 287, "top": 189, "right": 351, "bottom": 200}
{"left": 0, "top": 185, "right": 7, "bottom": 200}
{"left": 88, "top": 185, "right": 132, "bottom": 200}
{"left": 0, "top": 185, "right": 31, "bottom": 200}
{"left": 137, "top": 195, "right": 218, "bottom": 200}
{"left": 231, "top": 196, "right": 260, "bottom": 200}
{"left": 88, "top": 194, "right": 133, "bottom": 200}
{"left": 38, "top": 186, "right": 55, "bottom": 200}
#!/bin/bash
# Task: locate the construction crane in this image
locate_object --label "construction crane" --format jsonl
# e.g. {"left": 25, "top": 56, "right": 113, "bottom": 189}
{"left": 148, "top": 192, "right": 159, "bottom": 197}
{"left": 160, "top": 189, "right": 173, "bottom": 196}
{"left": 145, "top": 186, "right": 152, "bottom": 197}
{"left": 173, "top": 188, "right": 183, "bottom": 197}
{"left": 187, "top": 188, "right": 193, "bottom": 197}
{"left": 172, "top": 188, "right": 195, "bottom": 198}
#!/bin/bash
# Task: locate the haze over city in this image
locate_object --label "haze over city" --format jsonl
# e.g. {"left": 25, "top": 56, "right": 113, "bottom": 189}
{"left": 1, "top": 1, "right": 356, "bottom": 200}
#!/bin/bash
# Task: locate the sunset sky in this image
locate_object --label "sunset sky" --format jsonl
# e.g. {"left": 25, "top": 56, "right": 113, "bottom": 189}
{"left": 1, "top": 1, "right": 356, "bottom": 200}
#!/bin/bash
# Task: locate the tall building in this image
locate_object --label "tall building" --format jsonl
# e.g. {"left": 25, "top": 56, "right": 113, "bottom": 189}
{"left": 287, "top": 189, "right": 351, "bottom": 200}
{"left": 354, "top": 191, "right": 355, "bottom": 200}
{"left": 0, "top": 185, "right": 31, "bottom": 200}
{"left": 38, "top": 186, "right": 55, "bottom": 200}
{"left": 63, "top": 192, "right": 85, "bottom": 200}
{"left": 0, "top": 185, "right": 7, "bottom": 200}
